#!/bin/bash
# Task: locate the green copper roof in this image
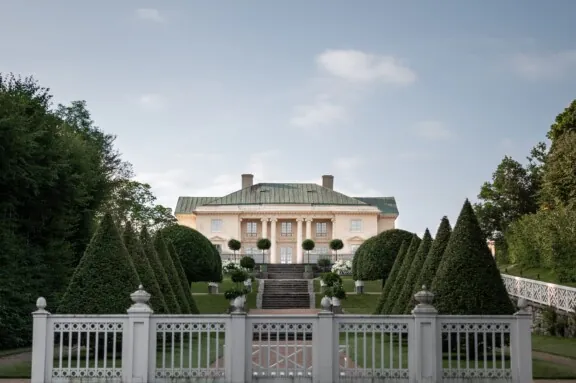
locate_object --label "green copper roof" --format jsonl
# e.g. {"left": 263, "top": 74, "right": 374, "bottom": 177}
{"left": 354, "top": 197, "right": 399, "bottom": 215}
{"left": 175, "top": 183, "right": 398, "bottom": 215}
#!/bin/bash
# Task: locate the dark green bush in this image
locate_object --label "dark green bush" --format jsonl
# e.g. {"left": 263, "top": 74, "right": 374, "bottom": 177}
{"left": 356, "top": 229, "right": 414, "bottom": 282}
{"left": 240, "top": 256, "right": 256, "bottom": 270}
{"left": 394, "top": 229, "right": 433, "bottom": 314}
{"left": 431, "top": 200, "right": 515, "bottom": 315}
{"left": 382, "top": 235, "right": 421, "bottom": 314}
{"left": 352, "top": 236, "right": 377, "bottom": 280}
{"left": 141, "top": 226, "right": 180, "bottom": 314}
{"left": 160, "top": 225, "right": 217, "bottom": 283}
{"left": 58, "top": 213, "right": 140, "bottom": 314}
{"left": 123, "top": 221, "right": 168, "bottom": 313}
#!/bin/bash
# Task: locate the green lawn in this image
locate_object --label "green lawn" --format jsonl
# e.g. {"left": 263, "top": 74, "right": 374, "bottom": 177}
{"left": 499, "top": 264, "right": 576, "bottom": 287}
{"left": 314, "top": 276, "right": 383, "bottom": 293}
{"left": 192, "top": 278, "right": 259, "bottom": 314}
{"left": 532, "top": 334, "right": 576, "bottom": 359}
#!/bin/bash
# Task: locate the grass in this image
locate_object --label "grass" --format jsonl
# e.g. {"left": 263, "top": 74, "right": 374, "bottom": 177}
{"left": 314, "top": 276, "right": 383, "bottom": 293}
{"left": 499, "top": 264, "right": 576, "bottom": 287}
{"left": 532, "top": 334, "right": 576, "bottom": 359}
{"left": 192, "top": 278, "right": 259, "bottom": 314}
{"left": 0, "top": 347, "right": 30, "bottom": 357}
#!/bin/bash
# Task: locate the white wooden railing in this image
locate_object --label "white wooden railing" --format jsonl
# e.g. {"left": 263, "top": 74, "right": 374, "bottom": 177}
{"left": 502, "top": 274, "right": 576, "bottom": 313}
{"left": 30, "top": 286, "right": 532, "bottom": 383}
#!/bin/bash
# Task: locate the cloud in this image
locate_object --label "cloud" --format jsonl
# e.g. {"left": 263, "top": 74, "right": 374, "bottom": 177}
{"left": 137, "top": 93, "right": 166, "bottom": 110}
{"left": 414, "top": 120, "right": 452, "bottom": 140}
{"left": 290, "top": 49, "right": 416, "bottom": 129}
{"left": 332, "top": 157, "right": 362, "bottom": 172}
{"left": 511, "top": 50, "right": 576, "bottom": 80}
{"left": 316, "top": 50, "right": 417, "bottom": 84}
{"left": 290, "top": 98, "right": 347, "bottom": 128}
{"left": 135, "top": 8, "right": 165, "bottom": 23}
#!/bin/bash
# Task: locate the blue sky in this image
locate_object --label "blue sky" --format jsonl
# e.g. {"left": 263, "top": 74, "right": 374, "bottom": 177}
{"left": 2, "top": 1, "right": 575, "bottom": 234}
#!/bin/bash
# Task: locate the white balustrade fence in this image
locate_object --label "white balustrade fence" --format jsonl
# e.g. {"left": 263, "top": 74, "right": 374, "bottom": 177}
{"left": 502, "top": 274, "right": 576, "bottom": 313}
{"left": 31, "top": 287, "right": 533, "bottom": 383}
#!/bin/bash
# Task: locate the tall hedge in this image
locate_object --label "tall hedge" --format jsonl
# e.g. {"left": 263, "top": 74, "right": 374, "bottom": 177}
{"left": 352, "top": 237, "right": 376, "bottom": 280}
{"left": 211, "top": 245, "right": 224, "bottom": 283}
{"left": 395, "top": 229, "right": 433, "bottom": 314}
{"left": 374, "top": 240, "right": 408, "bottom": 314}
{"left": 58, "top": 213, "right": 140, "bottom": 314}
{"left": 123, "top": 221, "right": 168, "bottom": 313}
{"left": 431, "top": 200, "right": 515, "bottom": 315}
{"left": 154, "top": 233, "right": 188, "bottom": 313}
{"left": 160, "top": 225, "right": 217, "bottom": 283}
{"left": 356, "top": 229, "right": 414, "bottom": 283}
{"left": 140, "top": 226, "right": 180, "bottom": 314}
{"left": 167, "top": 240, "right": 199, "bottom": 314}
{"left": 382, "top": 234, "right": 421, "bottom": 314}
{"left": 415, "top": 216, "right": 452, "bottom": 293}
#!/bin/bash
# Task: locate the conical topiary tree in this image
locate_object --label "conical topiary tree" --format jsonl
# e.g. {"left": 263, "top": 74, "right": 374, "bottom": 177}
{"left": 382, "top": 234, "right": 421, "bottom": 314}
{"left": 395, "top": 229, "right": 433, "bottom": 314}
{"left": 123, "top": 221, "right": 168, "bottom": 313}
{"left": 167, "top": 240, "right": 199, "bottom": 314}
{"left": 374, "top": 240, "right": 408, "bottom": 314}
{"left": 58, "top": 213, "right": 140, "bottom": 314}
{"left": 412, "top": 216, "right": 452, "bottom": 302}
{"left": 154, "top": 232, "right": 189, "bottom": 313}
{"left": 431, "top": 200, "right": 515, "bottom": 315}
{"left": 140, "top": 226, "right": 180, "bottom": 314}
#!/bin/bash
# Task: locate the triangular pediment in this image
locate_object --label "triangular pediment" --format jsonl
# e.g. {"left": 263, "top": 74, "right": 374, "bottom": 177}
{"left": 347, "top": 236, "right": 365, "bottom": 242}
{"left": 210, "top": 236, "right": 227, "bottom": 242}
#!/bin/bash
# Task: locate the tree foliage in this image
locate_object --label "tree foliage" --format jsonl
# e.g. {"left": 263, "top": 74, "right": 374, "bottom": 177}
{"left": 329, "top": 239, "right": 344, "bottom": 253}
{"left": 547, "top": 99, "right": 576, "bottom": 142}
{"left": 160, "top": 225, "right": 218, "bottom": 283}
{"left": 123, "top": 221, "right": 168, "bottom": 313}
{"left": 473, "top": 156, "right": 539, "bottom": 239}
{"left": 394, "top": 229, "right": 433, "bottom": 314}
{"left": 507, "top": 208, "right": 576, "bottom": 283}
{"left": 432, "top": 200, "right": 514, "bottom": 315}
{"left": 541, "top": 131, "right": 576, "bottom": 209}
{"left": 374, "top": 240, "right": 408, "bottom": 314}
{"left": 356, "top": 229, "right": 414, "bottom": 282}
{"left": 352, "top": 237, "right": 376, "bottom": 281}
{"left": 58, "top": 213, "right": 140, "bottom": 314}
{"left": 382, "top": 235, "right": 421, "bottom": 314}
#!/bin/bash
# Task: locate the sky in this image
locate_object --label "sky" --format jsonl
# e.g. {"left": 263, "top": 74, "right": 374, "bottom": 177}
{"left": 1, "top": 1, "right": 575, "bottom": 234}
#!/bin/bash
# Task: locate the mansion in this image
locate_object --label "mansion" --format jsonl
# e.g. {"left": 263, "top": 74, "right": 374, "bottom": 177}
{"left": 174, "top": 174, "right": 399, "bottom": 264}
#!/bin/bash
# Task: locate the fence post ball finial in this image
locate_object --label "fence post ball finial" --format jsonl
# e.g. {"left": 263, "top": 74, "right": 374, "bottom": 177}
{"left": 36, "top": 297, "right": 47, "bottom": 311}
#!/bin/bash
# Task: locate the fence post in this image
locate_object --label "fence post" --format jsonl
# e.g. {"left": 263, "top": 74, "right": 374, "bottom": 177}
{"left": 31, "top": 297, "right": 50, "bottom": 383}
{"left": 124, "top": 285, "right": 153, "bottom": 383}
{"left": 411, "top": 286, "right": 440, "bottom": 383}
{"left": 512, "top": 298, "right": 533, "bottom": 383}
{"left": 313, "top": 300, "right": 335, "bottom": 383}
{"left": 227, "top": 310, "right": 247, "bottom": 383}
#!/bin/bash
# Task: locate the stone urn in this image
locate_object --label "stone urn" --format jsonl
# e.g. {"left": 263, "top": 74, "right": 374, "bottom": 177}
{"left": 208, "top": 282, "right": 219, "bottom": 294}
{"left": 303, "top": 265, "right": 314, "bottom": 279}
{"left": 354, "top": 280, "right": 364, "bottom": 294}
{"left": 331, "top": 297, "right": 341, "bottom": 307}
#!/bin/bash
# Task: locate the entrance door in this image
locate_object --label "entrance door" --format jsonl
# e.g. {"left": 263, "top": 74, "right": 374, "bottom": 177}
{"left": 280, "top": 247, "right": 293, "bottom": 264}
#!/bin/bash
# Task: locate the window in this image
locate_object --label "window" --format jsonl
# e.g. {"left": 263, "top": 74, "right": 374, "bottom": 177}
{"left": 350, "top": 244, "right": 360, "bottom": 254}
{"left": 350, "top": 219, "right": 362, "bottom": 232}
{"left": 281, "top": 222, "right": 293, "bottom": 236}
{"left": 316, "top": 222, "right": 327, "bottom": 237}
{"left": 315, "top": 246, "right": 329, "bottom": 255}
{"left": 211, "top": 219, "right": 223, "bottom": 232}
{"left": 280, "top": 247, "right": 293, "bottom": 264}
{"left": 246, "top": 222, "right": 257, "bottom": 237}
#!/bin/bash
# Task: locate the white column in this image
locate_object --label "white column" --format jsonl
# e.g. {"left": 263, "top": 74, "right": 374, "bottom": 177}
{"left": 125, "top": 285, "right": 153, "bottom": 383}
{"left": 31, "top": 297, "right": 50, "bottom": 383}
{"left": 270, "top": 218, "right": 277, "bottom": 264}
{"left": 305, "top": 218, "right": 312, "bottom": 239}
{"left": 296, "top": 218, "right": 304, "bottom": 263}
{"left": 261, "top": 218, "right": 268, "bottom": 238}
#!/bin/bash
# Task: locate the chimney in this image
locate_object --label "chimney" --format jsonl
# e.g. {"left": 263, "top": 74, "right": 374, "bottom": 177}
{"left": 241, "top": 174, "right": 254, "bottom": 189}
{"left": 322, "top": 175, "right": 334, "bottom": 190}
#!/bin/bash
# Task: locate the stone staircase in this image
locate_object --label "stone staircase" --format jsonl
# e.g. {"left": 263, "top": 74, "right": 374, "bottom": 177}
{"left": 266, "top": 264, "right": 306, "bottom": 279}
{"left": 261, "top": 279, "right": 311, "bottom": 309}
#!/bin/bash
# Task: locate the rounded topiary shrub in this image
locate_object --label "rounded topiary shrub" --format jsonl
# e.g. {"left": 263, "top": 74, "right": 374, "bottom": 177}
{"left": 352, "top": 236, "right": 377, "bottom": 280}
{"left": 240, "top": 256, "right": 256, "bottom": 270}
{"left": 160, "top": 225, "right": 218, "bottom": 283}
{"left": 356, "top": 229, "right": 414, "bottom": 282}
